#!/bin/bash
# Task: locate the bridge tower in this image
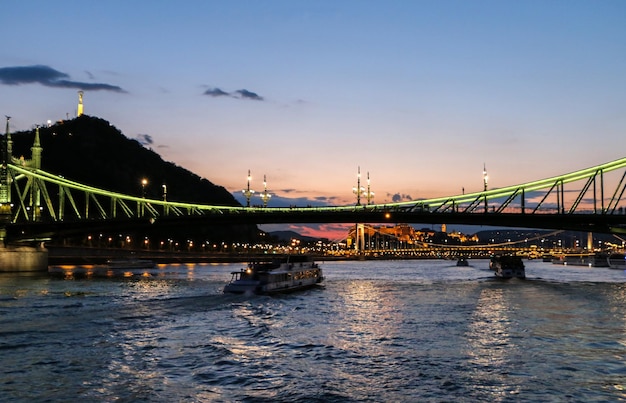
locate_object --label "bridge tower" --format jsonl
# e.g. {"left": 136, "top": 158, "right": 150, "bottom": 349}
{"left": 27, "top": 127, "right": 43, "bottom": 221}
{"left": 355, "top": 223, "right": 365, "bottom": 252}
{"left": 1, "top": 122, "right": 44, "bottom": 223}
{"left": 0, "top": 118, "right": 47, "bottom": 271}
{"left": 352, "top": 167, "right": 375, "bottom": 254}
{"left": 0, "top": 117, "right": 13, "bottom": 241}
{"left": 483, "top": 163, "right": 489, "bottom": 213}
{"left": 77, "top": 91, "right": 84, "bottom": 117}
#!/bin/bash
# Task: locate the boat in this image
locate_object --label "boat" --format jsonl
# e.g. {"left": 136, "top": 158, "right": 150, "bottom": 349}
{"left": 105, "top": 258, "right": 155, "bottom": 269}
{"left": 456, "top": 256, "right": 469, "bottom": 266}
{"left": 607, "top": 253, "right": 626, "bottom": 269}
{"left": 489, "top": 255, "right": 525, "bottom": 279}
{"left": 223, "top": 256, "right": 323, "bottom": 295}
{"left": 551, "top": 253, "right": 609, "bottom": 267}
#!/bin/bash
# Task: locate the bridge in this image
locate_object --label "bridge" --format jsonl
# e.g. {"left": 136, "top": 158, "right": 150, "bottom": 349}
{"left": 1, "top": 120, "right": 626, "bottom": 247}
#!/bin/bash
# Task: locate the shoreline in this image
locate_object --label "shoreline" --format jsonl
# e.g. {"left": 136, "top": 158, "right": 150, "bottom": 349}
{"left": 46, "top": 245, "right": 494, "bottom": 265}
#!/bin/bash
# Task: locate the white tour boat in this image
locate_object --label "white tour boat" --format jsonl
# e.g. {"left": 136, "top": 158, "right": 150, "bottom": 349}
{"left": 224, "top": 256, "right": 323, "bottom": 295}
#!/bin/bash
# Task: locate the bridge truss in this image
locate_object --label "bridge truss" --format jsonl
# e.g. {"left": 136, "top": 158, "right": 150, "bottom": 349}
{"left": 3, "top": 157, "right": 626, "bottom": 240}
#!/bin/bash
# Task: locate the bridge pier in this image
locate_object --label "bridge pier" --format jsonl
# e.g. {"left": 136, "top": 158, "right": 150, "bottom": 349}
{"left": 0, "top": 243, "right": 48, "bottom": 272}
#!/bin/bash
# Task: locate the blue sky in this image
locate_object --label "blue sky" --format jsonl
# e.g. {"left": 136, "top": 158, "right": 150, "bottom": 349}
{"left": 1, "top": 1, "right": 625, "bottom": 236}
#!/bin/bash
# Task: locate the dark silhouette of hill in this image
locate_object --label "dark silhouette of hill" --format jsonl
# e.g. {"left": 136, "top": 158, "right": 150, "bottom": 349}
{"left": 10, "top": 115, "right": 259, "bottom": 243}
{"left": 11, "top": 115, "right": 237, "bottom": 205}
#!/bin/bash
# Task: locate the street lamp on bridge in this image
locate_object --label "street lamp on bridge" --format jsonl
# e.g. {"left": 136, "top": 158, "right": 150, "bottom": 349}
{"left": 353, "top": 166, "right": 365, "bottom": 206}
{"left": 259, "top": 174, "right": 272, "bottom": 207}
{"left": 483, "top": 163, "right": 488, "bottom": 191}
{"left": 242, "top": 170, "right": 255, "bottom": 207}
{"left": 141, "top": 178, "right": 148, "bottom": 198}
{"left": 365, "top": 171, "right": 374, "bottom": 205}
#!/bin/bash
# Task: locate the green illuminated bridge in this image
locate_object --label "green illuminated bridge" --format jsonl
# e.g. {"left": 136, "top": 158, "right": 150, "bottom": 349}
{"left": 2, "top": 151, "right": 626, "bottom": 243}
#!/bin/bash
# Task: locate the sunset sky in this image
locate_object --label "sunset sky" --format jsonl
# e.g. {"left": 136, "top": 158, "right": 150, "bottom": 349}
{"left": 1, "top": 1, "right": 625, "bottom": 237}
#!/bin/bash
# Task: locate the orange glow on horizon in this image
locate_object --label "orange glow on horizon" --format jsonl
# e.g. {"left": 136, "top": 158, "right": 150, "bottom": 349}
{"left": 284, "top": 223, "right": 351, "bottom": 241}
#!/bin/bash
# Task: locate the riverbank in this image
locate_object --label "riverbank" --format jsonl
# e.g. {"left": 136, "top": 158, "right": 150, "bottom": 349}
{"left": 46, "top": 245, "right": 351, "bottom": 265}
{"left": 46, "top": 245, "right": 479, "bottom": 265}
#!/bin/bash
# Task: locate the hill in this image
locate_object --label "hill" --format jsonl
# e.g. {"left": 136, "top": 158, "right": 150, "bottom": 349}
{"left": 9, "top": 115, "right": 259, "bottom": 242}
{"left": 11, "top": 115, "right": 237, "bottom": 205}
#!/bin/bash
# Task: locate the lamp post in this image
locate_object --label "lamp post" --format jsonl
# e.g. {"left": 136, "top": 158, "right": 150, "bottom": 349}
{"left": 365, "top": 171, "right": 374, "bottom": 205}
{"left": 162, "top": 183, "right": 168, "bottom": 215}
{"left": 140, "top": 178, "right": 148, "bottom": 217}
{"left": 483, "top": 164, "right": 488, "bottom": 213}
{"left": 242, "top": 170, "right": 255, "bottom": 207}
{"left": 141, "top": 178, "right": 148, "bottom": 198}
{"left": 353, "top": 166, "right": 365, "bottom": 206}
{"left": 259, "top": 174, "right": 272, "bottom": 207}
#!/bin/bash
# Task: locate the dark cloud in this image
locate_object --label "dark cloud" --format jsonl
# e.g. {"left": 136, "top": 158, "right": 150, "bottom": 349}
{"left": 0, "top": 65, "right": 126, "bottom": 92}
{"left": 0, "top": 65, "right": 68, "bottom": 84}
{"left": 53, "top": 80, "right": 124, "bottom": 92}
{"left": 390, "top": 193, "right": 412, "bottom": 203}
{"left": 234, "top": 89, "right": 263, "bottom": 101}
{"left": 204, "top": 87, "right": 230, "bottom": 97}
{"left": 135, "top": 134, "right": 153, "bottom": 146}
{"left": 203, "top": 86, "right": 265, "bottom": 101}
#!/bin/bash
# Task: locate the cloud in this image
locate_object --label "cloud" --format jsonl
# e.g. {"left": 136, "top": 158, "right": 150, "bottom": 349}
{"left": 234, "top": 89, "right": 263, "bottom": 101}
{"left": 390, "top": 193, "right": 413, "bottom": 202}
{"left": 0, "top": 65, "right": 126, "bottom": 92}
{"left": 202, "top": 86, "right": 264, "bottom": 101}
{"left": 204, "top": 87, "right": 230, "bottom": 97}
{"left": 135, "top": 134, "right": 153, "bottom": 146}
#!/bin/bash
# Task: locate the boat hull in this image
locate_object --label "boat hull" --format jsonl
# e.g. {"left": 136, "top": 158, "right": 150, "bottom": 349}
{"left": 456, "top": 257, "right": 469, "bottom": 266}
{"left": 494, "top": 267, "right": 526, "bottom": 279}
{"left": 490, "top": 255, "right": 526, "bottom": 279}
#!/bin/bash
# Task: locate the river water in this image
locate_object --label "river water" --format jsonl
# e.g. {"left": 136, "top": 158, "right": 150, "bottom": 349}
{"left": 1, "top": 259, "right": 626, "bottom": 402}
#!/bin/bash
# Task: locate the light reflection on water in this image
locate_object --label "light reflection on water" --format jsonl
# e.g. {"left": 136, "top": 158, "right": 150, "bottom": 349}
{"left": 2, "top": 259, "right": 626, "bottom": 401}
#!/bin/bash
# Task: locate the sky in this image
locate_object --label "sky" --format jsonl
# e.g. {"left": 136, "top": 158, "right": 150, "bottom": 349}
{"left": 1, "top": 1, "right": 625, "bottom": 238}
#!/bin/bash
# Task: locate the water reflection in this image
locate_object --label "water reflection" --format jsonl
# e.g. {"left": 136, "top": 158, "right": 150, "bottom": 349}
{"left": 335, "top": 280, "right": 403, "bottom": 353}
{"left": 465, "top": 286, "right": 521, "bottom": 398}
{"left": 48, "top": 263, "right": 199, "bottom": 280}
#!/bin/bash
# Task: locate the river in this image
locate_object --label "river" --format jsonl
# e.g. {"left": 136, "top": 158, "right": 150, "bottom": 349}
{"left": 1, "top": 259, "right": 626, "bottom": 402}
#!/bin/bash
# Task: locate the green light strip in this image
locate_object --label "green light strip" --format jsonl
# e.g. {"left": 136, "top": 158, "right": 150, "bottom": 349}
{"left": 8, "top": 156, "right": 626, "bottom": 215}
